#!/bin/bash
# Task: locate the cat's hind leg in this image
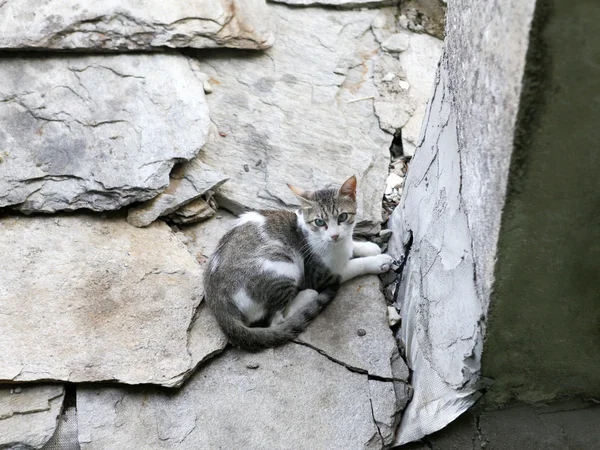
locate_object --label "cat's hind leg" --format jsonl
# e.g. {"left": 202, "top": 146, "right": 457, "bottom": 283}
{"left": 272, "top": 289, "right": 318, "bottom": 325}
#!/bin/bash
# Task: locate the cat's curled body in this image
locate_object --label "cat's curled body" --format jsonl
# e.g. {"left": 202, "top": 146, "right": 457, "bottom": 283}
{"left": 204, "top": 176, "right": 394, "bottom": 350}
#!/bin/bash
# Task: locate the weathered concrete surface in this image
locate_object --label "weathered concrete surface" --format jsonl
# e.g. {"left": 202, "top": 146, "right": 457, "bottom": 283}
{"left": 0, "top": 54, "right": 209, "bottom": 213}
{"left": 127, "top": 160, "right": 227, "bottom": 227}
{"left": 0, "top": 385, "right": 64, "bottom": 449}
{"left": 193, "top": 6, "right": 392, "bottom": 225}
{"left": 482, "top": 0, "right": 600, "bottom": 405}
{"left": 396, "top": 400, "right": 600, "bottom": 450}
{"left": 0, "top": 216, "right": 224, "bottom": 387}
{"left": 388, "top": 0, "right": 536, "bottom": 444}
{"left": 77, "top": 345, "right": 395, "bottom": 449}
{"left": 0, "top": 0, "right": 274, "bottom": 51}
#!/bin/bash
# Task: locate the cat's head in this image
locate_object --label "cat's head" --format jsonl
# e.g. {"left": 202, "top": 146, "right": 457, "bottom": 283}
{"left": 288, "top": 175, "right": 357, "bottom": 244}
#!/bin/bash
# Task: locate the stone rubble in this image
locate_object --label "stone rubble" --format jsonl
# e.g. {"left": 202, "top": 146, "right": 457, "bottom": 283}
{"left": 127, "top": 160, "right": 228, "bottom": 227}
{"left": 0, "top": 0, "right": 275, "bottom": 51}
{"left": 167, "top": 198, "right": 216, "bottom": 225}
{"left": 0, "top": 385, "right": 64, "bottom": 449}
{"left": 0, "top": 54, "right": 209, "bottom": 214}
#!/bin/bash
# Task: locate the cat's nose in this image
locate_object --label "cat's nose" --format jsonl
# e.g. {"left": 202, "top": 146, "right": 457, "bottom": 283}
{"left": 330, "top": 234, "right": 339, "bottom": 241}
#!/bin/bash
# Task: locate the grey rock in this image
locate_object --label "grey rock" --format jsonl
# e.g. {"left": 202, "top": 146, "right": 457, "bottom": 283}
{"left": 0, "top": 215, "right": 224, "bottom": 387}
{"left": 382, "top": 34, "right": 410, "bottom": 53}
{"left": 193, "top": 6, "right": 392, "bottom": 225}
{"left": 0, "top": 385, "right": 64, "bottom": 449}
{"left": 269, "top": 0, "right": 394, "bottom": 8}
{"left": 371, "top": 10, "right": 442, "bottom": 155}
{"left": 127, "top": 160, "right": 227, "bottom": 227}
{"left": 379, "top": 229, "right": 393, "bottom": 242}
{"left": 0, "top": 54, "right": 209, "bottom": 213}
{"left": 77, "top": 345, "right": 389, "bottom": 449}
{"left": 396, "top": 31, "right": 443, "bottom": 156}
{"left": 0, "top": 0, "right": 274, "bottom": 51}
{"left": 298, "top": 276, "right": 406, "bottom": 380}
{"left": 167, "top": 198, "right": 216, "bottom": 225}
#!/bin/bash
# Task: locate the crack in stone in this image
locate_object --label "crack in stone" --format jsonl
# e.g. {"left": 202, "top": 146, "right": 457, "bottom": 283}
{"left": 293, "top": 339, "right": 407, "bottom": 383}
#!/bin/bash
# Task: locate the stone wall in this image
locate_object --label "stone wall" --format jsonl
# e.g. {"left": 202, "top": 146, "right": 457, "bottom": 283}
{"left": 0, "top": 0, "right": 444, "bottom": 448}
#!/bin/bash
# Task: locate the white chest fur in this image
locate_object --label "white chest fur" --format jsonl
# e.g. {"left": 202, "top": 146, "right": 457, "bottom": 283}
{"left": 311, "top": 237, "right": 353, "bottom": 274}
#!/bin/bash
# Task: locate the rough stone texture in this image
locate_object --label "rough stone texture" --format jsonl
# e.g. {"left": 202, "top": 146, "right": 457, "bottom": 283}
{"left": 388, "top": 0, "right": 536, "bottom": 443}
{"left": 193, "top": 6, "right": 392, "bottom": 225}
{"left": 127, "top": 160, "right": 227, "bottom": 227}
{"left": 269, "top": 0, "right": 395, "bottom": 8}
{"left": 0, "top": 0, "right": 274, "bottom": 51}
{"left": 0, "top": 54, "right": 209, "bottom": 214}
{"left": 371, "top": 11, "right": 443, "bottom": 156}
{"left": 0, "top": 385, "right": 64, "bottom": 449}
{"left": 399, "top": 0, "right": 447, "bottom": 40}
{"left": 77, "top": 344, "right": 396, "bottom": 449}
{"left": 298, "top": 276, "right": 403, "bottom": 380}
{"left": 481, "top": 0, "right": 600, "bottom": 405}
{"left": 167, "top": 198, "right": 215, "bottom": 225}
{"left": 0, "top": 215, "right": 224, "bottom": 387}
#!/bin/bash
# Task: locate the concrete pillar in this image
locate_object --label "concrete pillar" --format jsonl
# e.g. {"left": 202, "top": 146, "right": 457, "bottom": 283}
{"left": 387, "top": 0, "right": 599, "bottom": 444}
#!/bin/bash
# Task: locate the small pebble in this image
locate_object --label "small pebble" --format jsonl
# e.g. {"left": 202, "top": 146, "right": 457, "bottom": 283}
{"left": 13, "top": 387, "right": 22, "bottom": 394}
{"left": 218, "top": 131, "right": 227, "bottom": 137}
{"left": 379, "top": 229, "right": 393, "bottom": 242}
{"left": 357, "top": 328, "right": 367, "bottom": 337}
{"left": 387, "top": 306, "right": 401, "bottom": 327}
{"left": 243, "top": 164, "right": 250, "bottom": 172}
{"left": 255, "top": 159, "right": 262, "bottom": 167}
{"left": 216, "top": 215, "right": 223, "bottom": 219}
{"left": 382, "top": 72, "right": 396, "bottom": 82}
{"left": 246, "top": 362, "right": 260, "bottom": 369}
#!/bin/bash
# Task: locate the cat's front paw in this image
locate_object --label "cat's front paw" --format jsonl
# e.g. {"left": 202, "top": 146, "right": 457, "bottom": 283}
{"left": 354, "top": 241, "right": 382, "bottom": 257}
{"left": 367, "top": 254, "right": 394, "bottom": 274}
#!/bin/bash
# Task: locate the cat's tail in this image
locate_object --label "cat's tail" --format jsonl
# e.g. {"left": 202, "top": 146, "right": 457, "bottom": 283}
{"left": 216, "top": 284, "right": 340, "bottom": 351}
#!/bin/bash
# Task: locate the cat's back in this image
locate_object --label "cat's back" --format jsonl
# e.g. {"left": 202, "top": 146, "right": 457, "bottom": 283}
{"left": 206, "top": 210, "right": 303, "bottom": 278}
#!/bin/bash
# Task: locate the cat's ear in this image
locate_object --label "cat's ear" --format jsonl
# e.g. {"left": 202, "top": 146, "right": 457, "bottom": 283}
{"left": 339, "top": 175, "right": 357, "bottom": 201}
{"left": 287, "top": 184, "right": 314, "bottom": 203}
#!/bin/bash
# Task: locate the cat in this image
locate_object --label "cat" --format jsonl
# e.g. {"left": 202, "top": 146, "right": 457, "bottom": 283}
{"left": 204, "top": 175, "right": 394, "bottom": 350}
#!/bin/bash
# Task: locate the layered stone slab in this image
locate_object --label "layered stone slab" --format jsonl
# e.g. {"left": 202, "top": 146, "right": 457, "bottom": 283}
{"left": 0, "top": 385, "right": 64, "bottom": 449}
{"left": 0, "top": 54, "right": 209, "bottom": 213}
{"left": 0, "top": 0, "right": 274, "bottom": 51}
{"left": 193, "top": 6, "right": 393, "bottom": 225}
{"left": 77, "top": 345, "right": 395, "bottom": 449}
{"left": 0, "top": 215, "right": 225, "bottom": 387}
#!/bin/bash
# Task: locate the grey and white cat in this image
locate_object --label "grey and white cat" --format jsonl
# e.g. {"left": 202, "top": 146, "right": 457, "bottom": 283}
{"left": 204, "top": 176, "right": 394, "bottom": 350}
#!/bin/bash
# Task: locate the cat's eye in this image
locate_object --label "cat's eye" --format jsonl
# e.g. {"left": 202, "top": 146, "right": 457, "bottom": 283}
{"left": 314, "top": 218, "right": 326, "bottom": 227}
{"left": 338, "top": 213, "right": 348, "bottom": 223}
